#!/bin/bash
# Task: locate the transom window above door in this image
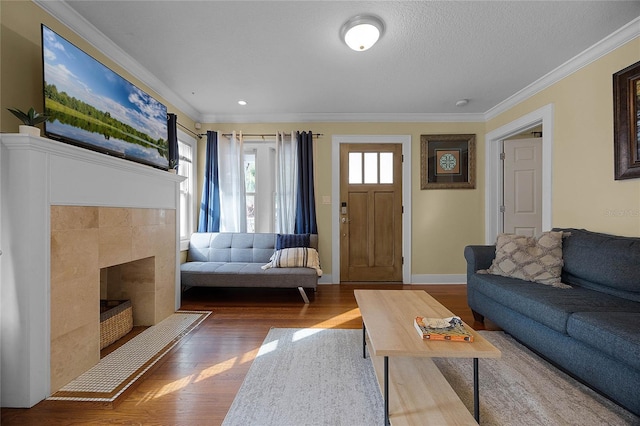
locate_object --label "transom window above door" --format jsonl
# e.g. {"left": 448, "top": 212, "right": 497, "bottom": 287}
{"left": 348, "top": 152, "right": 394, "bottom": 184}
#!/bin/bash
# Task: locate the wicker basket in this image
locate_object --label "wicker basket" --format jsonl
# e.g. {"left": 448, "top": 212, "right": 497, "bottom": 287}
{"left": 100, "top": 300, "right": 133, "bottom": 349}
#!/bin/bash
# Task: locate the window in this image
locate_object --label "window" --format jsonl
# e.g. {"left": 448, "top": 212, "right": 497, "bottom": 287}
{"left": 178, "top": 131, "right": 197, "bottom": 249}
{"left": 348, "top": 151, "right": 394, "bottom": 184}
{"left": 244, "top": 142, "right": 275, "bottom": 233}
{"left": 244, "top": 150, "right": 256, "bottom": 233}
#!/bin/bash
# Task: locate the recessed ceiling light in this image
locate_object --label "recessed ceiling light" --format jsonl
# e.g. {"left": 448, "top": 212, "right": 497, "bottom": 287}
{"left": 238, "top": 100, "right": 247, "bottom": 106}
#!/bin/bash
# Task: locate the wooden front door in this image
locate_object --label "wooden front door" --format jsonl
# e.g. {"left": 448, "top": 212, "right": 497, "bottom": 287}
{"left": 339, "top": 143, "right": 403, "bottom": 282}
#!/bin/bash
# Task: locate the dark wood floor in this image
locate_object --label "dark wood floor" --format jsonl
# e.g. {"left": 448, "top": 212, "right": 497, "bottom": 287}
{"left": 1, "top": 284, "right": 492, "bottom": 425}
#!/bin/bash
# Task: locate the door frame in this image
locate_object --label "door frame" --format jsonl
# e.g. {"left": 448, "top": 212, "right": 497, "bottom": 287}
{"left": 485, "top": 104, "right": 554, "bottom": 243}
{"left": 331, "top": 135, "right": 412, "bottom": 284}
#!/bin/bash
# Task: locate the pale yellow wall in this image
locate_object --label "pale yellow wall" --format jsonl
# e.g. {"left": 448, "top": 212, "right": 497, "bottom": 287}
{"left": 4, "top": 0, "right": 638, "bottom": 281}
{"left": 200, "top": 122, "right": 486, "bottom": 279}
{"left": 0, "top": 1, "right": 195, "bottom": 133}
{"left": 487, "top": 38, "right": 640, "bottom": 237}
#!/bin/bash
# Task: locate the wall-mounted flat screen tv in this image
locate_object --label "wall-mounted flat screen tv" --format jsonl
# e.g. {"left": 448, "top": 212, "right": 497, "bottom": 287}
{"left": 41, "top": 25, "right": 169, "bottom": 170}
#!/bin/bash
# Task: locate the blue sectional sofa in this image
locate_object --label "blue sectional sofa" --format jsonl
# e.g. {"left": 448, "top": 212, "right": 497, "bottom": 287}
{"left": 465, "top": 228, "right": 640, "bottom": 416}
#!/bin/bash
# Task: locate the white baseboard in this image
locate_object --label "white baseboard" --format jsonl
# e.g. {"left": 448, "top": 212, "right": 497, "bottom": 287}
{"left": 410, "top": 274, "right": 467, "bottom": 284}
{"left": 317, "top": 275, "right": 467, "bottom": 284}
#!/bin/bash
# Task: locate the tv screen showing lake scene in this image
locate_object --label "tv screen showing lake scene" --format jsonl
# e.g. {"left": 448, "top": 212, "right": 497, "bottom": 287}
{"left": 42, "top": 25, "right": 169, "bottom": 169}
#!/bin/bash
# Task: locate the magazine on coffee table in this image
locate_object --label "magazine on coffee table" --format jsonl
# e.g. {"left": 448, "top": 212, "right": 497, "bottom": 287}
{"left": 414, "top": 316, "right": 474, "bottom": 342}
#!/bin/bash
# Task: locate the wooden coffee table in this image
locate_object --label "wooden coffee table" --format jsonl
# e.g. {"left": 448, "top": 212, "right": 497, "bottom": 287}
{"left": 354, "top": 289, "right": 501, "bottom": 426}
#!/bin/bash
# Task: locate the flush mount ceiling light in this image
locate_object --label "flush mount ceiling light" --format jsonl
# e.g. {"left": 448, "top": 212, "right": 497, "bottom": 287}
{"left": 238, "top": 100, "right": 247, "bottom": 106}
{"left": 340, "top": 15, "right": 385, "bottom": 52}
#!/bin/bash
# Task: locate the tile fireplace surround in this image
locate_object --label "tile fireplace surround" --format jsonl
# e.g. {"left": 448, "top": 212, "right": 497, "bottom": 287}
{"left": 50, "top": 205, "right": 175, "bottom": 393}
{"left": 0, "top": 134, "right": 183, "bottom": 407}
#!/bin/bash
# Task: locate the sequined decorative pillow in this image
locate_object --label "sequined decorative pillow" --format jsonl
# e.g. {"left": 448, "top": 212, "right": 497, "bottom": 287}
{"left": 482, "top": 231, "right": 570, "bottom": 288}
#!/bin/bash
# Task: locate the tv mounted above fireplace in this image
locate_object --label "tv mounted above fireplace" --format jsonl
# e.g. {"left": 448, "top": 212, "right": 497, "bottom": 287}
{"left": 41, "top": 25, "right": 170, "bottom": 170}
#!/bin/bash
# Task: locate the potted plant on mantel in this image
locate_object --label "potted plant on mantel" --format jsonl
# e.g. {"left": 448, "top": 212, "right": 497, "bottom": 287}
{"left": 7, "top": 107, "right": 49, "bottom": 137}
{"left": 168, "top": 158, "right": 179, "bottom": 173}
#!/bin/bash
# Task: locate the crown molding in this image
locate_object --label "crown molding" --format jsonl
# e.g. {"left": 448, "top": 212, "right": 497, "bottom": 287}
{"left": 485, "top": 16, "right": 640, "bottom": 121}
{"left": 200, "top": 112, "right": 486, "bottom": 124}
{"left": 35, "top": 1, "right": 638, "bottom": 125}
{"left": 34, "top": 0, "right": 200, "bottom": 121}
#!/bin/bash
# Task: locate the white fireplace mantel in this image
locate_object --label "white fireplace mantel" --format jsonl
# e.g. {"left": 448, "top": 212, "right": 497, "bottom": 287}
{"left": 0, "top": 133, "right": 184, "bottom": 407}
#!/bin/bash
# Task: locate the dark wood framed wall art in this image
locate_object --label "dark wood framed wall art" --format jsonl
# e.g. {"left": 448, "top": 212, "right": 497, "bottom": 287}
{"left": 420, "top": 134, "right": 476, "bottom": 189}
{"left": 613, "top": 59, "right": 640, "bottom": 180}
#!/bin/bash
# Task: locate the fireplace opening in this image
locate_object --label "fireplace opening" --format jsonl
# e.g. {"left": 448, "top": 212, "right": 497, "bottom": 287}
{"left": 100, "top": 256, "right": 156, "bottom": 327}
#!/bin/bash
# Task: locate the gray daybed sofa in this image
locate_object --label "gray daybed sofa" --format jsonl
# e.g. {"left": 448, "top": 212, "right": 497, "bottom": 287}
{"left": 180, "top": 232, "right": 320, "bottom": 303}
{"left": 465, "top": 228, "right": 640, "bottom": 416}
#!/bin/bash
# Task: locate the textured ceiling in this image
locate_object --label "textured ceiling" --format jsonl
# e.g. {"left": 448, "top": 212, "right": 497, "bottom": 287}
{"left": 54, "top": 1, "right": 640, "bottom": 122}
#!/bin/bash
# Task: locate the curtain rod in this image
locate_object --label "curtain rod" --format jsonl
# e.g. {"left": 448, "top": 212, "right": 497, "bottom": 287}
{"left": 177, "top": 122, "right": 203, "bottom": 139}
{"left": 220, "top": 132, "right": 323, "bottom": 138}
{"left": 175, "top": 124, "right": 323, "bottom": 140}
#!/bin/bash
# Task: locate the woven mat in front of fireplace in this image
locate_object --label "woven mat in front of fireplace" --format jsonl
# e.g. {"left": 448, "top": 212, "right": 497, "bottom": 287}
{"left": 48, "top": 310, "right": 211, "bottom": 403}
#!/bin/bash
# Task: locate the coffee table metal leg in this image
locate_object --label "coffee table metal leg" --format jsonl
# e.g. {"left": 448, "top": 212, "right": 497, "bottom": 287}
{"left": 362, "top": 322, "right": 366, "bottom": 358}
{"left": 473, "top": 357, "right": 479, "bottom": 422}
{"left": 384, "top": 356, "right": 390, "bottom": 426}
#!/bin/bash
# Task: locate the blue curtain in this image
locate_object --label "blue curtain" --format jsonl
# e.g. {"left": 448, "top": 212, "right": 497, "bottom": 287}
{"left": 198, "top": 131, "right": 221, "bottom": 232}
{"left": 167, "top": 113, "right": 179, "bottom": 170}
{"left": 294, "top": 131, "right": 318, "bottom": 234}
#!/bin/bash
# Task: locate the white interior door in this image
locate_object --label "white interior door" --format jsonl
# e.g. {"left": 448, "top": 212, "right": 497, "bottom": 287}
{"left": 503, "top": 137, "right": 543, "bottom": 236}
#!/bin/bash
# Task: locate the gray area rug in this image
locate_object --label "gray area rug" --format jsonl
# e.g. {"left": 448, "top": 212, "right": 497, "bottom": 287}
{"left": 434, "top": 331, "right": 640, "bottom": 426}
{"left": 222, "top": 328, "right": 384, "bottom": 426}
{"left": 223, "top": 328, "right": 639, "bottom": 426}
